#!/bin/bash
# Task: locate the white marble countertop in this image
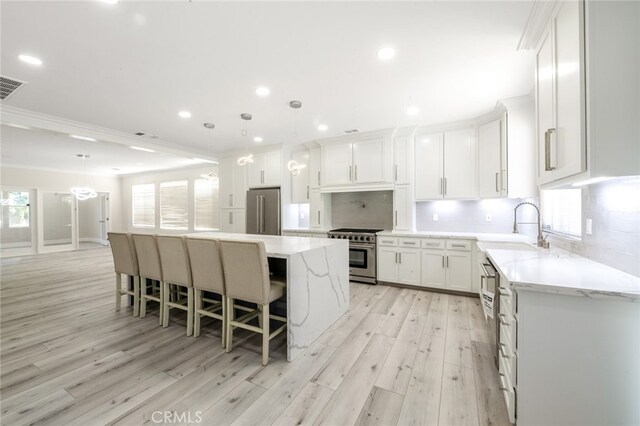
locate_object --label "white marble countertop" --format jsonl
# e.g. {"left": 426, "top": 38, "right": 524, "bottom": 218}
{"left": 486, "top": 247, "right": 640, "bottom": 302}
{"left": 376, "top": 230, "right": 534, "bottom": 243}
{"left": 186, "top": 232, "right": 347, "bottom": 257}
{"left": 282, "top": 228, "right": 331, "bottom": 233}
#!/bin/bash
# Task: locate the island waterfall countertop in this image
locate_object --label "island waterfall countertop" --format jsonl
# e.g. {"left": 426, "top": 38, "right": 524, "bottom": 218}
{"left": 187, "top": 232, "right": 350, "bottom": 361}
{"left": 376, "top": 230, "right": 534, "bottom": 243}
{"left": 485, "top": 246, "right": 640, "bottom": 302}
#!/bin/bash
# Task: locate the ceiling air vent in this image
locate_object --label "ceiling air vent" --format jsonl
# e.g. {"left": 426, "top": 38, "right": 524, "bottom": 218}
{"left": 134, "top": 132, "right": 159, "bottom": 139}
{"left": 344, "top": 129, "right": 360, "bottom": 134}
{"left": 1, "top": 76, "right": 28, "bottom": 101}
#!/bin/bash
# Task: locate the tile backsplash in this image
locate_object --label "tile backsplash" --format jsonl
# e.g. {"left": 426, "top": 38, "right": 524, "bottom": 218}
{"left": 416, "top": 198, "right": 539, "bottom": 237}
{"left": 331, "top": 191, "right": 393, "bottom": 229}
{"left": 548, "top": 177, "right": 640, "bottom": 277}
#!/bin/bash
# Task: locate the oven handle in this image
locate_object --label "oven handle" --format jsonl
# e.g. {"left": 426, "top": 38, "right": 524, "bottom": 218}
{"left": 350, "top": 243, "right": 376, "bottom": 249}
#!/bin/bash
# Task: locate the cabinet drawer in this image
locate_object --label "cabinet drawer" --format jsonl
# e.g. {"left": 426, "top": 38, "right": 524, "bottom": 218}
{"left": 499, "top": 320, "right": 516, "bottom": 354}
{"left": 399, "top": 238, "right": 421, "bottom": 248}
{"left": 446, "top": 240, "right": 472, "bottom": 251}
{"left": 377, "top": 237, "right": 398, "bottom": 247}
{"left": 499, "top": 371, "right": 517, "bottom": 424}
{"left": 421, "top": 239, "right": 445, "bottom": 249}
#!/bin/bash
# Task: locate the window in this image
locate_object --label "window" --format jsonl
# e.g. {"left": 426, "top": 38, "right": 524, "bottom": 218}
{"left": 160, "top": 180, "right": 188, "bottom": 229}
{"left": 194, "top": 178, "right": 219, "bottom": 231}
{"left": 1, "top": 191, "right": 30, "bottom": 228}
{"left": 541, "top": 188, "right": 582, "bottom": 239}
{"left": 132, "top": 184, "right": 155, "bottom": 228}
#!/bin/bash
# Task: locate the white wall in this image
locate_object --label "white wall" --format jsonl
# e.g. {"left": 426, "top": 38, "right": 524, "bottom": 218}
{"left": 0, "top": 166, "right": 123, "bottom": 232}
{"left": 120, "top": 164, "right": 219, "bottom": 234}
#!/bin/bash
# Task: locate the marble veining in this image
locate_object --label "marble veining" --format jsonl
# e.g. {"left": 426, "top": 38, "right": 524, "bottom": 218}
{"left": 486, "top": 247, "right": 640, "bottom": 302}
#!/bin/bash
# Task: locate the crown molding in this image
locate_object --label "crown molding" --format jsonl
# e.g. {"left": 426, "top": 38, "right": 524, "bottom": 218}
{"left": 0, "top": 105, "right": 218, "bottom": 162}
{"left": 518, "top": 0, "right": 559, "bottom": 51}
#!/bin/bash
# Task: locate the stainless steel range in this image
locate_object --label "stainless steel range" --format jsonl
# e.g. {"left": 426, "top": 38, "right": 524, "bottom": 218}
{"left": 327, "top": 228, "right": 383, "bottom": 284}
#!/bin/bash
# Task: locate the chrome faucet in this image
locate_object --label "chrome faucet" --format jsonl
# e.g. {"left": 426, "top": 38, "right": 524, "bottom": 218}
{"left": 513, "top": 202, "right": 550, "bottom": 249}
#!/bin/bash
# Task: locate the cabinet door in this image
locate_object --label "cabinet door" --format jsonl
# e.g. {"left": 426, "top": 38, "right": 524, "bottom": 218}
{"left": 478, "top": 120, "right": 503, "bottom": 198}
{"left": 352, "top": 138, "right": 385, "bottom": 183}
{"left": 219, "top": 158, "right": 235, "bottom": 209}
{"left": 309, "top": 189, "right": 322, "bottom": 229}
{"left": 232, "top": 210, "right": 246, "bottom": 234}
{"left": 291, "top": 150, "right": 310, "bottom": 204}
{"left": 394, "top": 134, "right": 411, "bottom": 184}
{"left": 309, "top": 147, "right": 322, "bottom": 189}
{"left": 393, "top": 185, "right": 412, "bottom": 231}
{"left": 421, "top": 249, "right": 446, "bottom": 288}
{"left": 443, "top": 128, "right": 476, "bottom": 199}
{"left": 220, "top": 210, "right": 244, "bottom": 233}
{"left": 537, "top": 27, "right": 555, "bottom": 184}
{"left": 553, "top": 0, "right": 585, "bottom": 181}
{"left": 377, "top": 247, "right": 399, "bottom": 283}
{"left": 232, "top": 160, "right": 246, "bottom": 208}
{"left": 322, "top": 143, "right": 352, "bottom": 186}
{"left": 398, "top": 248, "right": 421, "bottom": 285}
{"left": 446, "top": 251, "right": 472, "bottom": 291}
{"left": 414, "top": 133, "right": 444, "bottom": 200}
{"left": 264, "top": 150, "right": 282, "bottom": 186}
{"left": 247, "top": 153, "right": 265, "bottom": 188}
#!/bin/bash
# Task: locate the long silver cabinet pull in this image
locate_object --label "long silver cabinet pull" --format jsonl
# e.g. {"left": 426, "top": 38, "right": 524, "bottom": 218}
{"left": 446, "top": 256, "right": 449, "bottom": 268}
{"left": 306, "top": 186, "right": 309, "bottom": 199}
{"left": 354, "top": 165, "right": 358, "bottom": 181}
{"left": 394, "top": 165, "right": 398, "bottom": 182}
{"left": 440, "top": 178, "right": 443, "bottom": 195}
{"left": 394, "top": 211, "right": 398, "bottom": 226}
{"left": 544, "top": 128, "right": 557, "bottom": 171}
{"left": 395, "top": 252, "right": 398, "bottom": 263}
{"left": 229, "top": 194, "right": 233, "bottom": 207}
{"left": 495, "top": 172, "right": 500, "bottom": 193}
{"left": 229, "top": 211, "right": 233, "bottom": 225}
{"left": 349, "top": 165, "right": 352, "bottom": 181}
{"left": 398, "top": 252, "right": 402, "bottom": 263}
{"left": 317, "top": 171, "right": 321, "bottom": 186}
{"left": 451, "top": 243, "right": 465, "bottom": 248}
{"left": 317, "top": 210, "right": 320, "bottom": 225}
{"left": 442, "top": 255, "right": 445, "bottom": 268}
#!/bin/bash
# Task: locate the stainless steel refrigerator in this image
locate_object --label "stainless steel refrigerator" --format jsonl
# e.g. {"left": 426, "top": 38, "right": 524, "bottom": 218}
{"left": 246, "top": 188, "right": 281, "bottom": 235}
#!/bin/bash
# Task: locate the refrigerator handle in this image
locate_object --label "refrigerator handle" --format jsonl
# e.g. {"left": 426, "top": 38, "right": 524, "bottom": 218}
{"left": 260, "top": 196, "right": 265, "bottom": 233}
{"left": 255, "top": 195, "right": 260, "bottom": 234}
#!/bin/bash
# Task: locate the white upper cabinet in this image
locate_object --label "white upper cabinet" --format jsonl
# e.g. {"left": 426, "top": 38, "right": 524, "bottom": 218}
{"left": 443, "top": 128, "right": 477, "bottom": 199}
{"left": 247, "top": 150, "right": 281, "bottom": 188}
{"left": 320, "top": 130, "right": 394, "bottom": 191}
{"left": 309, "top": 147, "right": 321, "bottom": 189}
{"left": 478, "top": 119, "right": 504, "bottom": 198}
{"left": 352, "top": 138, "right": 385, "bottom": 183}
{"left": 414, "top": 133, "right": 444, "bottom": 199}
{"left": 291, "top": 150, "right": 310, "bottom": 204}
{"left": 309, "top": 189, "right": 331, "bottom": 229}
{"left": 533, "top": 0, "right": 639, "bottom": 185}
{"left": 393, "top": 184, "right": 413, "bottom": 231}
{"left": 219, "top": 156, "right": 246, "bottom": 209}
{"left": 414, "top": 129, "right": 476, "bottom": 200}
{"left": 322, "top": 143, "right": 352, "bottom": 186}
{"left": 393, "top": 130, "right": 413, "bottom": 185}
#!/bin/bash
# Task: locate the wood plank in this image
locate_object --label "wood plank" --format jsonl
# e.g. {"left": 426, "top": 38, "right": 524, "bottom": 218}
{"left": 471, "top": 341, "right": 511, "bottom": 426}
{"left": 377, "top": 289, "right": 416, "bottom": 337}
{"left": 355, "top": 386, "right": 404, "bottom": 426}
{"left": 423, "top": 292, "right": 449, "bottom": 338}
{"left": 0, "top": 389, "right": 75, "bottom": 426}
{"left": 439, "top": 363, "right": 479, "bottom": 426}
{"left": 397, "top": 334, "right": 445, "bottom": 426}
{"left": 444, "top": 296, "right": 474, "bottom": 369}
{"left": 315, "top": 334, "right": 395, "bottom": 426}
{"left": 468, "top": 298, "right": 494, "bottom": 344}
{"left": 196, "top": 381, "right": 266, "bottom": 426}
{"left": 272, "top": 382, "right": 334, "bottom": 426}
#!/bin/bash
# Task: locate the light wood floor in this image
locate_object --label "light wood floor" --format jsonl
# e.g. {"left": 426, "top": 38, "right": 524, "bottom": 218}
{"left": 0, "top": 248, "right": 510, "bottom": 426}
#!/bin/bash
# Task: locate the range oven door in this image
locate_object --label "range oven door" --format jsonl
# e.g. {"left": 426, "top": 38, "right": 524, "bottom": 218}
{"left": 349, "top": 243, "right": 376, "bottom": 283}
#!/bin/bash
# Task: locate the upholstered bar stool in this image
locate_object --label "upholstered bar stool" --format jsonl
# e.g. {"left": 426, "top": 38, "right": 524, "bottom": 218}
{"left": 185, "top": 237, "right": 226, "bottom": 347}
{"left": 107, "top": 232, "right": 140, "bottom": 316}
{"left": 219, "top": 239, "right": 287, "bottom": 365}
{"left": 132, "top": 233, "right": 164, "bottom": 325}
{"left": 156, "top": 235, "right": 194, "bottom": 336}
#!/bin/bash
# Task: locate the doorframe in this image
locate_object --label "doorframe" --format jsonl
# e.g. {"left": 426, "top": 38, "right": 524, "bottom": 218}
{"left": 99, "top": 192, "right": 110, "bottom": 245}
{"left": 0, "top": 187, "right": 37, "bottom": 257}
{"left": 37, "top": 189, "right": 78, "bottom": 254}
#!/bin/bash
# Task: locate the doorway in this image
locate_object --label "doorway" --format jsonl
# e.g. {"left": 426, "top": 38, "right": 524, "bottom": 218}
{"left": 78, "top": 192, "right": 109, "bottom": 249}
{"left": 0, "top": 189, "right": 36, "bottom": 257}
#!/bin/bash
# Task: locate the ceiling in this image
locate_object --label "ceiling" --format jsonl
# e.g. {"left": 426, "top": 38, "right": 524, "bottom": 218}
{"left": 1, "top": 1, "right": 535, "bottom": 165}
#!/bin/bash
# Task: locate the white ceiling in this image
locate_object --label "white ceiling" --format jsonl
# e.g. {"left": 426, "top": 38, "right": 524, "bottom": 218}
{"left": 0, "top": 124, "right": 214, "bottom": 175}
{"left": 1, "top": 1, "right": 535, "bottom": 162}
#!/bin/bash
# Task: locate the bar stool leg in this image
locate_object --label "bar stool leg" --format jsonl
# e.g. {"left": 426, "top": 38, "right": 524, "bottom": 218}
{"left": 162, "top": 282, "right": 170, "bottom": 328}
{"left": 186, "top": 287, "right": 194, "bottom": 337}
{"left": 115, "top": 273, "right": 122, "bottom": 312}
{"left": 194, "top": 289, "right": 202, "bottom": 338}
{"left": 140, "top": 277, "right": 147, "bottom": 318}
{"left": 221, "top": 295, "right": 227, "bottom": 349}
{"left": 262, "top": 303, "right": 270, "bottom": 366}
{"left": 158, "top": 280, "right": 164, "bottom": 326}
{"left": 133, "top": 276, "right": 140, "bottom": 317}
{"left": 225, "top": 297, "right": 234, "bottom": 352}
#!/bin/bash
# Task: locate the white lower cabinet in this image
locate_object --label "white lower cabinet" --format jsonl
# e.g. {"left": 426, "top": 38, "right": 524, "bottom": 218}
{"left": 220, "top": 209, "right": 245, "bottom": 233}
{"left": 377, "top": 238, "right": 421, "bottom": 286}
{"left": 420, "top": 250, "right": 446, "bottom": 289}
{"left": 445, "top": 251, "right": 472, "bottom": 291}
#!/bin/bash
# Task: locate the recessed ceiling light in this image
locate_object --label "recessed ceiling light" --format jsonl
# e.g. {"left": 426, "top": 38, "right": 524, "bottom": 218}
{"left": 376, "top": 46, "right": 396, "bottom": 61}
{"left": 406, "top": 106, "right": 420, "bottom": 116}
{"left": 254, "top": 136, "right": 263, "bottom": 143}
{"left": 18, "top": 54, "right": 42, "bottom": 66}
{"left": 317, "top": 124, "right": 328, "bottom": 132}
{"left": 178, "top": 111, "right": 192, "bottom": 119}
{"left": 130, "top": 146, "right": 155, "bottom": 153}
{"left": 70, "top": 134, "right": 97, "bottom": 142}
{"left": 256, "top": 87, "right": 270, "bottom": 97}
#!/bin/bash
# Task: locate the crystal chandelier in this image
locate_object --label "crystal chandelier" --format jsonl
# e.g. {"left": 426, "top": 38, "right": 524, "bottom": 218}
{"left": 70, "top": 154, "right": 97, "bottom": 201}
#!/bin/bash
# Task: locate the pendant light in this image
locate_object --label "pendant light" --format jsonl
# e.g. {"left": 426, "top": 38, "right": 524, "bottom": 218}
{"left": 70, "top": 154, "right": 97, "bottom": 201}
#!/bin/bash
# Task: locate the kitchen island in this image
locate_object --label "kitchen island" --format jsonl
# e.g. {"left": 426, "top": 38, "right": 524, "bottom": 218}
{"left": 187, "top": 232, "right": 349, "bottom": 361}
